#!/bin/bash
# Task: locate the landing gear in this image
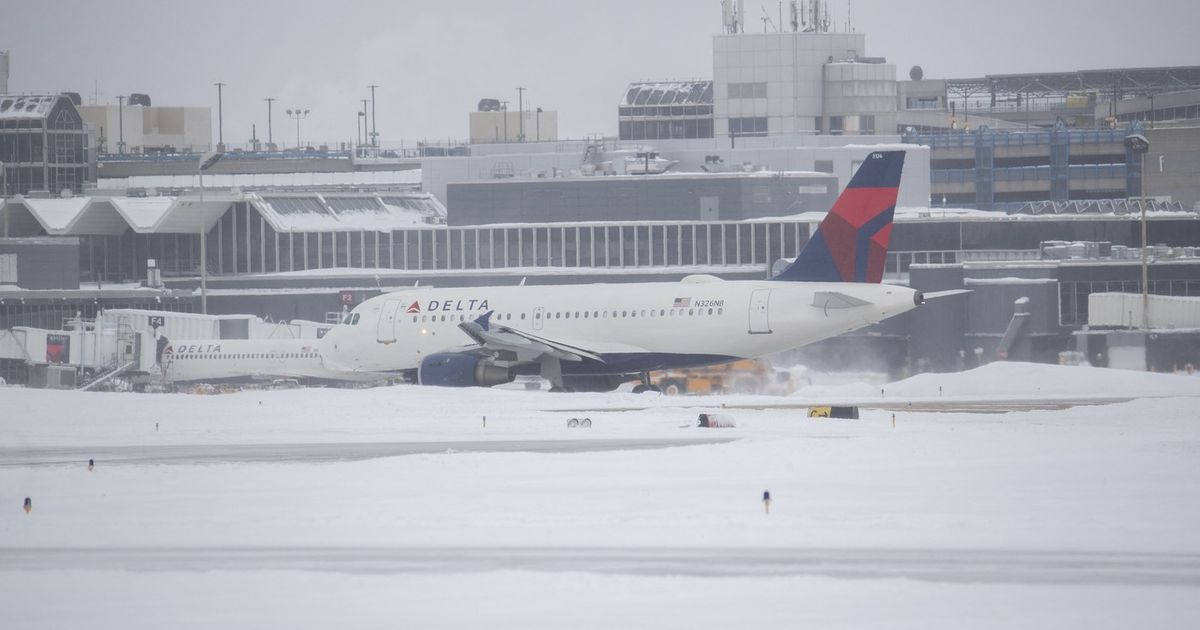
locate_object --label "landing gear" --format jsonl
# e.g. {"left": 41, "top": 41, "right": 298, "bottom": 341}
{"left": 632, "top": 371, "right": 661, "bottom": 394}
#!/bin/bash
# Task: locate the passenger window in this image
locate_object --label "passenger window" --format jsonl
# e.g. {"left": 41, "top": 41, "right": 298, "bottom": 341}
{"left": 621, "top": 311, "right": 627, "bottom": 317}
{"left": 660, "top": 309, "right": 666, "bottom": 316}
{"left": 689, "top": 309, "right": 694, "bottom": 316}
{"left": 412, "top": 316, "right": 417, "bottom": 323}
{"left": 593, "top": 311, "right": 599, "bottom": 318}
{"left": 718, "top": 308, "right": 724, "bottom": 315}
{"left": 521, "top": 313, "right": 526, "bottom": 320}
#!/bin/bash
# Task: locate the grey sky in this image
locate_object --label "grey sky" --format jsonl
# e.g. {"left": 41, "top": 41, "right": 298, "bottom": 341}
{"left": 2, "top": 0, "right": 1196, "bottom": 147}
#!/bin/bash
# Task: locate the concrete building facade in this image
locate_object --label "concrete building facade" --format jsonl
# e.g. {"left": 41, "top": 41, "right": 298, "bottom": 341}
{"left": 446, "top": 171, "right": 839, "bottom": 225}
{"left": 78, "top": 103, "right": 211, "bottom": 154}
{"left": 713, "top": 30, "right": 891, "bottom": 138}
{"left": 469, "top": 109, "right": 558, "bottom": 144}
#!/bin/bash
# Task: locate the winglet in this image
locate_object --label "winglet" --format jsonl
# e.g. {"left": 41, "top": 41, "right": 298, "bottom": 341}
{"left": 773, "top": 150, "right": 905, "bottom": 283}
{"left": 473, "top": 310, "right": 494, "bottom": 331}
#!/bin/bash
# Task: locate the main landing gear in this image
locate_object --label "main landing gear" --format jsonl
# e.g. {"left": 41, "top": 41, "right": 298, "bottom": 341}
{"left": 631, "top": 371, "right": 661, "bottom": 394}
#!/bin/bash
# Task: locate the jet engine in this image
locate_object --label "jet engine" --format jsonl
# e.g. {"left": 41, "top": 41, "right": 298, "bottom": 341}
{"left": 417, "top": 352, "right": 515, "bottom": 387}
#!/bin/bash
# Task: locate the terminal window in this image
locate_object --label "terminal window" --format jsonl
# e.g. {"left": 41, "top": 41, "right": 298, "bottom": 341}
{"left": 729, "top": 117, "right": 767, "bottom": 137}
{"left": 727, "top": 82, "right": 767, "bottom": 99}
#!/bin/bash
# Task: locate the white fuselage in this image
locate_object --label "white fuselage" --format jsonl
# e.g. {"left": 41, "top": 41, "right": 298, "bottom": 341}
{"left": 319, "top": 277, "right": 921, "bottom": 376}
{"left": 162, "top": 338, "right": 380, "bottom": 383}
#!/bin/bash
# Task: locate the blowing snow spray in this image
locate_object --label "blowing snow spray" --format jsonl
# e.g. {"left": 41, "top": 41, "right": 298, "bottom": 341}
{"left": 762, "top": 490, "right": 771, "bottom": 514}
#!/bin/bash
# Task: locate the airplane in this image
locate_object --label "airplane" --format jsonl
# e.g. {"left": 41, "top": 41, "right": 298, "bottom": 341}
{"left": 318, "top": 149, "right": 927, "bottom": 391}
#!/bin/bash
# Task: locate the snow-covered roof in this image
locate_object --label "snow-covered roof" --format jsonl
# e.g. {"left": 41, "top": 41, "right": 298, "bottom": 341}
{"left": 9, "top": 194, "right": 235, "bottom": 235}
{"left": 0, "top": 94, "right": 60, "bottom": 120}
{"left": 248, "top": 192, "right": 447, "bottom": 233}
{"left": 622, "top": 81, "right": 713, "bottom": 106}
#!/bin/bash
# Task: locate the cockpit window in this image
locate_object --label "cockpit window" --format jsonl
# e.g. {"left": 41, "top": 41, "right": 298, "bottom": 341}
{"left": 341, "top": 313, "right": 361, "bottom": 325}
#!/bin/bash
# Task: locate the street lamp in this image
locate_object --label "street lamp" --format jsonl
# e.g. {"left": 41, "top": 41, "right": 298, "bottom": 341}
{"left": 116, "top": 95, "right": 126, "bottom": 154}
{"left": 500, "top": 100, "right": 509, "bottom": 143}
{"left": 214, "top": 82, "right": 226, "bottom": 150}
{"left": 358, "top": 111, "right": 367, "bottom": 155}
{"left": 360, "top": 98, "right": 370, "bottom": 155}
{"left": 516, "top": 86, "right": 525, "bottom": 142}
{"left": 1, "top": 160, "right": 7, "bottom": 237}
{"left": 197, "top": 151, "right": 224, "bottom": 314}
{"left": 286, "top": 108, "right": 310, "bottom": 149}
{"left": 536, "top": 107, "right": 543, "bottom": 142}
{"left": 264, "top": 97, "right": 275, "bottom": 150}
{"left": 1125, "top": 133, "right": 1151, "bottom": 332}
{"left": 367, "top": 84, "right": 379, "bottom": 147}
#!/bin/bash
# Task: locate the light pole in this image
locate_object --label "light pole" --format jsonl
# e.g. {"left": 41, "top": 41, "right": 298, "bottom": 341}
{"left": 286, "top": 108, "right": 310, "bottom": 149}
{"left": 264, "top": 97, "right": 275, "bottom": 149}
{"left": 536, "top": 107, "right": 543, "bottom": 142}
{"left": 1126, "top": 133, "right": 1151, "bottom": 333}
{"left": 516, "top": 86, "right": 525, "bottom": 142}
{"left": 197, "top": 152, "right": 224, "bottom": 314}
{"left": 367, "top": 84, "right": 379, "bottom": 146}
{"left": 116, "top": 95, "right": 126, "bottom": 154}
{"left": 214, "top": 82, "right": 225, "bottom": 150}
{"left": 500, "top": 100, "right": 509, "bottom": 143}
{"left": 360, "top": 98, "right": 370, "bottom": 154}
{"left": 1, "top": 160, "right": 7, "bottom": 237}
{"left": 358, "top": 111, "right": 367, "bottom": 155}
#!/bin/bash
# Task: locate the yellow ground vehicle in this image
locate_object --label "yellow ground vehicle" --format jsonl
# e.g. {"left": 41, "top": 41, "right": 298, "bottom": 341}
{"left": 652, "top": 359, "right": 797, "bottom": 396}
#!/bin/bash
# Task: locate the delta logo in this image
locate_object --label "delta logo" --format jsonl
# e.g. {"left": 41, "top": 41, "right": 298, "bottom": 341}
{"left": 405, "top": 301, "right": 421, "bottom": 314}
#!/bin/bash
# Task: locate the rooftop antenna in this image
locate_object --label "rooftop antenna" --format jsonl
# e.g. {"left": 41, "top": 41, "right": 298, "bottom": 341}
{"left": 721, "top": 0, "right": 744, "bottom": 34}
{"left": 789, "top": 0, "right": 799, "bottom": 31}
{"left": 760, "top": 7, "right": 777, "bottom": 32}
{"left": 847, "top": 0, "right": 854, "bottom": 32}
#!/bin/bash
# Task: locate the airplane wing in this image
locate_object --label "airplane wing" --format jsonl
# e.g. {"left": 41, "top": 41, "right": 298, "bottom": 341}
{"left": 458, "top": 311, "right": 638, "bottom": 364}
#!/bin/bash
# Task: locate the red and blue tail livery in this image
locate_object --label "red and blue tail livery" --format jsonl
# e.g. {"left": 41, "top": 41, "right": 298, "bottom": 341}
{"left": 773, "top": 150, "right": 905, "bottom": 284}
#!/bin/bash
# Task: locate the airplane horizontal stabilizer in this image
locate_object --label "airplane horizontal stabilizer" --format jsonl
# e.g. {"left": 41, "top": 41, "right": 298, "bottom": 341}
{"left": 812, "top": 291, "right": 872, "bottom": 310}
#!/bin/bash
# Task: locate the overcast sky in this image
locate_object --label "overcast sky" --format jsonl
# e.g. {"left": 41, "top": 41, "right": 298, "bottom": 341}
{"left": 2, "top": 0, "right": 1196, "bottom": 147}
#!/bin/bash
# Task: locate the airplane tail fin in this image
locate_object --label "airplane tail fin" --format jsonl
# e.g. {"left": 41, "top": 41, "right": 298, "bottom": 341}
{"left": 772, "top": 150, "right": 905, "bottom": 283}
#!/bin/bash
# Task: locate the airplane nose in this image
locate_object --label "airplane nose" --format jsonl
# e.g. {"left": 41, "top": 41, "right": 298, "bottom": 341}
{"left": 914, "top": 291, "right": 925, "bottom": 306}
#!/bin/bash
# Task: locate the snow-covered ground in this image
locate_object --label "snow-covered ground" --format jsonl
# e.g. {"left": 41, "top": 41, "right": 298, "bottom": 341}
{"left": 2, "top": 362, "right": 1200, "bottom": 628}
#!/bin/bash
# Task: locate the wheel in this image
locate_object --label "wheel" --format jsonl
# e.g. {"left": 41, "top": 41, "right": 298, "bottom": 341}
{"left": 632, "top": 384, "right": 648, "bottom": 394}
{"left": 663, "top": 380, "right": 684, "bottom": 396}
{"left": 580, "top": 418, "right": 592, "bottom": 428}
{"left": 567, "top": 418, "right": 580, "bottom": 427}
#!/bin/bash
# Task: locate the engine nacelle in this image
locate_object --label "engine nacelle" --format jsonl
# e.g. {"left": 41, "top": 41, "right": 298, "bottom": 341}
{"left": 417, "top": 352, "right": 514, "bottom": 388}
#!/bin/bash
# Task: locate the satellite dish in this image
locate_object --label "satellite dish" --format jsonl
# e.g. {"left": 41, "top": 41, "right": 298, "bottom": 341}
{"left": 909, "top": 65, "right": 924, "bottom": 81}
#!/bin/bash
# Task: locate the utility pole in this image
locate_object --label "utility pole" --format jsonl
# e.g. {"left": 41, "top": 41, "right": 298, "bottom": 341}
{"left": 367, "top": 84, "right": 379, "bottom": 146}
{"left": 264, "top": 97, "right": 275, "bottom": 149}
{"left": 516, "top": 87, "right": 525, "bottom": 142}
{"left": 116, "top": 95, "right": 126, "bottom": 154}
{"left": 214, "top": 82, "right": 226, "bottom": 149}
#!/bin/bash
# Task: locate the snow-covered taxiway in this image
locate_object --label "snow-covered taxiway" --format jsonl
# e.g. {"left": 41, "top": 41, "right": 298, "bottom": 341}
{"left": 2, "top": 362, "right": 1200, "bottom": 629}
